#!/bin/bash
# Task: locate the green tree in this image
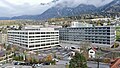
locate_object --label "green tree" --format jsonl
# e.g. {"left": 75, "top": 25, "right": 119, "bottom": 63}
{"left": 31, "top": 57, "right": 38, "bottom": 64}
{"left": 116, "top": 29, "right": 120, "bottom": 41}
{"left": 51, "top": 60, "right": 56, "bottom": 65}
{"left": 107, "top": 19, "right": 111, "bottom": 25}
{"left": 18, "top": 55, "right": 23, "bottom": 61}
{"left": 69, "top": 52, "right": 87, "bottom": 68}
{"left": 13, "top": 56, "right": 19, "bottom": 61}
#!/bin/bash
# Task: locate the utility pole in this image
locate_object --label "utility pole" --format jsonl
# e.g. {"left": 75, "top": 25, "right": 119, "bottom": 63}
{"left": 97, "top": 58, "right": 99, "bottom": 68}
{"left": 5, "top": 44, "right": 8, "bottom": 63}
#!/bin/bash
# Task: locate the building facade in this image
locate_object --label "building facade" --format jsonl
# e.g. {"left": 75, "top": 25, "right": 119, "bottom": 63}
{"left": 0, "top": 33, "right": 7, "bottom": 44}
{"left": 7, "top": 28, "right": 59, "bottom": 51}
{"left": 59, "top": 26, "right": 116, "bottom": 47}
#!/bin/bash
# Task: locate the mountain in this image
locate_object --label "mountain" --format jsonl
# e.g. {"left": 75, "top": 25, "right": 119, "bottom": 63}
{"left": 0, "top": 17, "right": 10, "bottom": 20}
{"left": 11, "top": 15, "right": 41, "bottom": 20}
{"left": 0, "top": 0, "right": 120, "bottom": 20}
{"left": 10, "top": 4, "right": 97, "bottom": 20}
{"left": 35, "top": 4, "right": 97, "bottom": 20}
{"left": 99, "top": 0, "right": 120, "bottom": 13}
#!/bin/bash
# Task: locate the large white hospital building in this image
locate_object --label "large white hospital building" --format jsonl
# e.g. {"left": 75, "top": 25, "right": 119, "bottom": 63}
{"left": 7, "top": 26, "right": 59, "bottom": 51}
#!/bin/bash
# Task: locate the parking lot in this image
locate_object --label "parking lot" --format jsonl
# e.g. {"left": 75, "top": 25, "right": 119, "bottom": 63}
{"left": 38, "top": 46, "right": 73, "bottom": 60}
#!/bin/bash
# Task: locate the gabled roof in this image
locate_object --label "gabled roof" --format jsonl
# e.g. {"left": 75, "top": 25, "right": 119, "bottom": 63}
{"left": 88, "top": 48, "right": 97, "bottom": 52}
{"left": 0, "top": 51, "right": 5, "bottom": 57}
{"left": 110, "top": 58, "right": 120, "bottom": 68}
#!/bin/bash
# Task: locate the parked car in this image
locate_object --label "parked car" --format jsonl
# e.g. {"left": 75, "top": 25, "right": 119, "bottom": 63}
{"left": 0, "top": 64, "right": 3, "bottom": 66}
{"left": 43, "top": 62, "right": 50, "bottom": 65}
{"left": 52, "top": 58, "right": 59, "bottom": 62}
{"left": 14, "top": 62, "right": 20, "bottom": 65}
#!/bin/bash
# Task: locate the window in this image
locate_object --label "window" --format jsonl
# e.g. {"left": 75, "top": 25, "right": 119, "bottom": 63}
{"left": 51, "top": 32, "right": 54, "bottom": 34}
{"left": 36, "top": 45, "right": 40, "bottom": 47}
{"left": 46, "top": 35, "right": 50, "bottom": 37}
{"left": 41, "top": 35, "right": 45, "bottom": 37}
{"left": 35, "top": 32, "right": 40, "bottom": 34}
{"left": 41, "top": 44, "right": 45, "bottom": 46}
{"left": 46, "top": 43, "right": 50, "bottom": 45}
{"left": 29, "top": 32, "right": 34, "bottom": 34}
{"left": 46, "top": 32, "right": 50, "bottom": 34}
{"left": 41, "top": 32, "right": 45, "bottom": 34}
{"left": 90, "top": 51, "right": 93, "bottom": 53}
{"left": 54, "top": 42, "right": 59, "bottom": 44}
{"left": 29, "top": 45, "right": 34, "bottom": 48}
{"left": 107, "top": 33, "right": 110, "bottom": 35}
{"left": 29, "top": 36, "right": 34, "bottom": 38}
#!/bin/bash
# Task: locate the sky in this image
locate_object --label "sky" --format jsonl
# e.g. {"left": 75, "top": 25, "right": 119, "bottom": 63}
{"left": 0, "top": 0, "right": 113, "bottom": 17}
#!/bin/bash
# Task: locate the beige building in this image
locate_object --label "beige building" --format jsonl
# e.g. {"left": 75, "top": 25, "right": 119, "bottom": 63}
{"left": 0, "top": 33, "right": 7, "bottom": 44}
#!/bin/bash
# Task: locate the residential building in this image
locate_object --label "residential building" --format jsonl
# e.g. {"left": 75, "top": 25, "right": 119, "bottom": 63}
{"left": 59, "top": 26, "right": 116, "bottom": 47}
{"left": 0, "top": 51, "right": 14, "bottom": 64}
{"left": 71, "top": 21, "right": 93, "bottom": 27}
{"left": 0, "top": 33, "right": 7, "bottom": 44}
{"left": 91, "top": 18, "right": 111, "bottom": 21}
{"left": 7, "top": 26, "right": 59, "bottom": 51}
{"left": 88, "top": 48, "right": 96, "bottom": 58}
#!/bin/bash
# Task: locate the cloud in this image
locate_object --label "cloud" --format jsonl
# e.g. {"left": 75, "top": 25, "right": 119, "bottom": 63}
{"left": 56, "top": 0, "right": 113, "bottom": 8}
{"left": 0, "top": 0, "right": 54, "bottom": 17}
{"left": 0, "top": 0, "right": 113, "bottom": 17}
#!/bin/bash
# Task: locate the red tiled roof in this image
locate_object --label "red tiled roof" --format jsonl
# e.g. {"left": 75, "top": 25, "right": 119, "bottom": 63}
{"left": 110, "top": 58, "right": 120, "bottom": 68}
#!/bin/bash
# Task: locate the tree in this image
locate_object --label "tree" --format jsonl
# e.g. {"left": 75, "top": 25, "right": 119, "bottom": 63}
{"left": 69, "top": 52, "right": 87, "bottom": 68}
{"left": 97, "top": 20, "right": 101, "bottom": 26}
{"left": 80, "top": 41, "right": 91, "bottom": 59}
{"left": 113, "top": 42, "right": 119, "bottom": 48}
{"left": 13, "top": 56, "right": 19, "bottom": 61}
{"left": 32, "top": 58, "right": 37, "bottom": 63}
{"left": 107, "top": 19, "right": 111, "bottom": 25}
{"left": 51, "top": 60, "right": 56, "bottom": 65}
{"left": 27, "top": 56, "right": 32, "bottom": 63}
{"left": 18, "top": 55, "right": 23, "bottom": 61}
{"left": 46, "top": 55, "right": 52, "bottom": 62}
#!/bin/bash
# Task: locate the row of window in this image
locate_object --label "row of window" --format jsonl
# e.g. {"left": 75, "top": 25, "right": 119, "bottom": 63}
{"left": 29, "top": 35, "right": 58, "bottom": 38}
{"left": 29, "top": 38, "right": 58, "bottom": 41}
{"left": 60, "top": 36, "right": 110, "bottom": 39}
{"left": 29, "top": 42, "right": 59, "bottom": 48}
{"left": 65, "top": 27, "right": 111, "bottom": 30}
{"left": 92, "top": 41, "right": 110, "bottom": 44}
{"left": 29, "top": 40, "right": 58, "bottom": 43}
{"left": 8, "top": 32, "right": 59, "bottom": 35}
{"left": 8, "top": 36, "right": 59, "bottom": 40}
{"left": 29, "top": 32, "right": 58, "bottom": 34}
{"left": 8, "top": 32, "right": 28, "bottom": 34}
{"left": 30, "top": 46, "right": 51, "bottom": 51}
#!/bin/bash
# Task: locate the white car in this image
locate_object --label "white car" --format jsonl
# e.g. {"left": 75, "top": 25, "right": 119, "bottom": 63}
{"left": 0, "top": 64, "right": 2, "bottom": 66}
{"left": 52, "top": 58, "right": 59, "bottom": 62}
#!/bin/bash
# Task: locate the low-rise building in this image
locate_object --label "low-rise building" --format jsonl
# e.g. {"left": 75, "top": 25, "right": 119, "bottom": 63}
{"left": 110, "top": 58, "right": 120, "bottom": 68}
{"left": 0, "top": 51, "right": 14, "bottom": 64}
{"left": 0, "top": 33, "right": 7, "bottom": 44}
{"left": 88, "top": 48, "right": 96, "bottom": 58}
